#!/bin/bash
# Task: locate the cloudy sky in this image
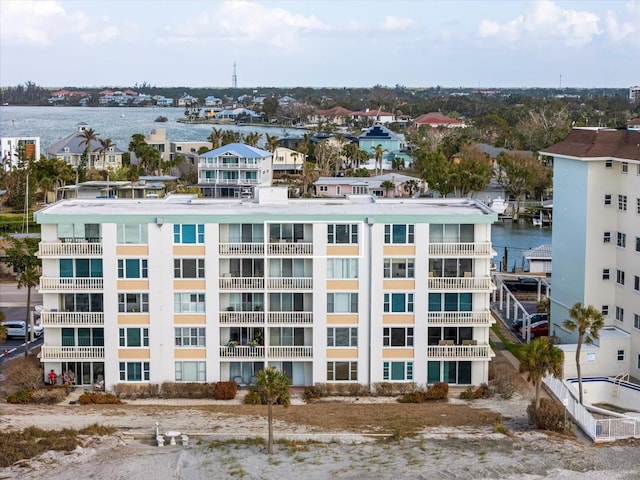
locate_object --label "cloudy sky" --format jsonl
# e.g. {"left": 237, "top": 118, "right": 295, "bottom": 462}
{"left": 0, "top": 0, "right": 638, "bottom": 89}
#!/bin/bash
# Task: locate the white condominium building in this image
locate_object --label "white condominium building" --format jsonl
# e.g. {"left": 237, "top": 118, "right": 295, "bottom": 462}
{"left": 35, "top": 188, "right": 497, "bottom": 391}
{"left": 541, "top": 128, "right": 640, "bottom": 379}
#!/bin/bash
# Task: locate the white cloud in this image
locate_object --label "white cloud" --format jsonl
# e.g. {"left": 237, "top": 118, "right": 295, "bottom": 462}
{"left": 478, "top": 0, "right": 601, "bottom": 47}
{"left": 81, "top": 26, "right": 120, "bottom": 45}
{"left": 379, "top": 16, "right": 415, "bottom": 32}
{"left": 604, "top": 1, "right": 640, "bottom": 47}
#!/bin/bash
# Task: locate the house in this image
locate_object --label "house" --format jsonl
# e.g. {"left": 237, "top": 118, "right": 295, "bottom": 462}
{"left": 54, "top": 179, "right": 170, "bottom": 201}
{"left": 630, "top": 86, "right": 640, "bottom": 102}
{"left": 205, "top": 96, "right": 222, "bottom": 107}
{"left": 197, "top": 143, "right": 273, "bottom": 198}
{"left": 314, "top": 173, "right": 423, "bottom": 198}
{"left": 155, "top": 96, "right": 174, "bottom": 107}
{"left": 177, "top": 94, "right": 199, "bottom": 107}
{"left": 272, "top": 147, "right": 305, "bottom": 176}
{"left": 414, "top": 112, "right": 467, "bottom": 129}
{"left": 523, "top": 244, "right": 552, "bottom": 275}
{"left": 357, "top": 124, "right": 410, "bottom": 168}
{"left": 144, "top": 129, "right": 171, "bottom": 162}
{"left": 1, "top": 136, "right": 40, "bottom": 171}
{"left": 34, "top": 188, "right": 497, "bottom": 390}
{"left": 540, "top": 128, "right": 640, "bottom": 381}
{"left": 215, "top": 108, "right": 259, "bottom": 121}
{"left": 45, "top": 123, "right": 123, "bottom": 169}
{"left": 351, "top": 109, "right": 396, "bottom": 125}
{"left": 628, "top": 118, "right": 640, "bottom": 131}
{"left": 312, "top": 106, "right": 354, "bottom": 126}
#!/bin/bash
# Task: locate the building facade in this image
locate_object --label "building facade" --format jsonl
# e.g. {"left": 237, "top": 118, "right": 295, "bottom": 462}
{"left": 1, "top": 136, "right": 40, "bottom": 170}
{"left": 541, "top": 128, "right": 640, "bottom": 380}
{"left": 35, "top": 189, "right": 497, "bottom": 391}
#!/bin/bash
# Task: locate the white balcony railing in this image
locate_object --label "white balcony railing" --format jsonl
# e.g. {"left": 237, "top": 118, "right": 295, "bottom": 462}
{"left": 39, "top": 277, "right": 104, "bottom": 290}
{"left": 219, "top": 311, "right": 265, "bottom": 324}
{"left": 219, "top": 243, "right": 265, "bottom": 255}
{"left": 267, "top": 312, "right": 314, "bottom": 324}
{"left": 38, "top": 242, "right": 103, "bottom": 257}
{"left": 267, "top": 242, "right": 313, "bottom": 255}
{"left": 198, "top": 161, "right": 262, "bottom": 169}
{"left": 219, "top": 277, "right": 264, "bottom": 289}
{"left": 40, "top": 311, "right": 104, "bottom": 326}
{"left": 198, "top": 178, "right": 260, "bottom": 185}
{"left": 268, "top": 346, "right": 313, "bottom": 358}
{"left": 428, "top": 242, "right": 493, "bottom": 256}
{"left": 428, "top": 277, "right": 494, "bottom": 290}
{"left": 219, "top": 346, "right": 265, "bottom": 358}
{"left": 267, "top": 277, "right": 313, "bottom": 289}
{"left": 426, "top": 344, "right": 494, "bottom": 359}
{"left": 40, "top": 346, "right": 105, "bottom": 360}
{"left": 426, "top": 311, "right": 494, "bottom": 325}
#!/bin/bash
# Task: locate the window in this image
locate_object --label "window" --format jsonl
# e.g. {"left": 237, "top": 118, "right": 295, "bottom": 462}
{"left": 429, "top": 257, "right": 472, "bottom": 277}
{"left": 174, "top": 224, "right": 204, "bottom": 244}
{"left": 428, "top": 292, "right": 473, "bottom": 311}
{"left": 175, "top": 361, "right": 206, "bottom": 382}
{"left": 603, "top": 232, "right": 611, "bottom": 243}
{"left": 635, "top": 275, "right": 640, "bottom": 292}
{"left": 118, "top": 293, "right": 149, "bottom": 313}
{"left": 119, "top": 362, "right": 149, "bottom": 381}
{"left": 428, "top": 361, "right": 472, "bottom": 384}
{"left": 384, "top": 258, "right": 415, "bottom": 278}
{"left": 622, "top": 162, "right": 628, "bottom": 173}
{"left": 429, "top": 224, "right": 474, "bottom": 243}
{"left": 638, "top": 354, "right": 640, "bottom": 370}
{"left": 327, "top": 224, "right": 358, "bottom": 244}
{"left": 601, "top": 305, "right": 609, "bottom": 316}
{"left": 174, "top": 258, "right": 205, "bottom": 278}
{"left": 383, "top": 293, "right": 414, "bottom": 313}
{"left": 336, "top": 186, "right": 341, "bottom": 195}
{"left": 605, "top": 159, "right": 613, "bottom": 168}
{"left": 637, "top": 198, "right": 640, "bottom": 214}
{"left": 636, "top": 236, "right": 640, "bottom": 253}
{"left": 327, "top": 361, "right": 358, "bottom": 381}
{"left": 618, "top": 195, "right": 627, "bottom": 211}
{"left": 615, "top": 306, "right": 624, "bottom": 322}
{"left": 319, "top": 185, "right": 328, "bottom": 192}
{"left": 602, "top": 269, "right": 610, "bottom": 280}
{"left": 61, "top": 327, "right": 104, "bottom": 347}
{"left": 352, "top": 186, "right": 367, "bottom": 194}
{"left": 384, "top": 224, "right": 415, "bottom": 244}
{"left": 62, "top": 293, "right": 103, "bottom": 312}
{"left": 269, "top": 293, "right": 303, "bottom": 311}
{"left": 634, "top": 314, "right": 640, "bottom": 330}
{"left": 174, "top": 293, "right": 205, "bottom": 313}
{"left": 327, "top": 258, "right": 359, "bottom": 279}
{"left": 383, "top": 361, "right": 413, "bottom": 381}
{"left": 119, "top": 327, "right": 149, "bottom": 347}
{"left": 327, "top": 327, "right": 358, "bottom": 347}
{"left": 604, "top": 194, "right": 612, "bottom": 206}
{"left": 269, "top": 223, "right": 305, "bottom": 242}
{"left": 327, "top": 293, "right": 358, "bottom": 313}
{"left": 116, "top": 224, "right": 148, "bottom": 244}
{"left": 383, "top": 327, "right": 414, "bottom": 347}
{"left": 117, "top": 259, "right": 148, "bottom": 279}
{"left": 60, "top": 259, "right": 103, "bottom": 278}
{"left": 617, "top": 232, "right": 626, "bottom": 248}
{"left": 175, "top": 327, "right": 206, "bottom": 347}
{"left": 616, "top": 269, "right": 625, "bottom": 285}
{"left": 617, "top": 350, "right": 625, "bottom": 361}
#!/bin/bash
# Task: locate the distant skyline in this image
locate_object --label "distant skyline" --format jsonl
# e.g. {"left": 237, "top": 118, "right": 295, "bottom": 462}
{"left": 0, "top": 0, "right": 638, "bottom": 89}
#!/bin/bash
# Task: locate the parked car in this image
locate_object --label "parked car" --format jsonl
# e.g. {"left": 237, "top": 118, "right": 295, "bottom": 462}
{"left": 511, "top": 313, "right": 548, "bottom": 332}
{"left": 1, "top": 321, "right": 44, "bottom": 338}
{"left": 520, "top": 320, "right": 549, "bottom": 339}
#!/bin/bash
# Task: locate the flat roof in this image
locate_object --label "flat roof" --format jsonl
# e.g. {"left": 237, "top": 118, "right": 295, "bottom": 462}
{"left": 35, "top": 194, "right": 497, "bottom": 225}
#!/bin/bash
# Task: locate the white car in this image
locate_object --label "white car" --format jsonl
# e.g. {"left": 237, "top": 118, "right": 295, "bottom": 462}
{"left": 1, "top": 321, "right": 44, "bottom": 338}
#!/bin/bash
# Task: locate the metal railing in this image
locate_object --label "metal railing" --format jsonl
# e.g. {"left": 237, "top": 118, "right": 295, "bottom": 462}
{"left": 429, "top": 242, "right": 493, "bottom": 256}
{"left": 267, "top": 312, "right": 314, "bottom": 324}
{"left": 428, "top": 277, "right": 494, "bottom": 290}
{"left": 219, "top": 243, "right": 265, "bottom": 255}
{"left": 267, "top": 277, "right": 313, "bottom": 289}
{"left": 38, "top": 242, "right": 103, "bottom": 257}
{"left": 426, "top": 311, "right": 494, "bottom": 325}
{"left": 219, "top": 277, "right": 264, "bottom": 289}
{"left": 218, "top": 311, "right": 265, "bottom": 324}
{"left": 426, "top": 344, "right": 493, "bottom": 359}
{"left": 267, "top": 242, "right": 313, "bottom": 255}
{"left": 40, "top": 346, "right": 105, "bottom": 360}
{"left": 40, "top": 311, "right": 104, "bottom": 326}
{"left": 268, "top": 346, "right": 313, "bottom": 358}
{"left": 40, "top": 277, "right": 104, "bottom": 290}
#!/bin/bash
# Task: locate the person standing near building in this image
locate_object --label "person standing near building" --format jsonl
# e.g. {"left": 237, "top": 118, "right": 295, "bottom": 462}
{"left": 47, "top": 369, "right": 57, "bottom": 385}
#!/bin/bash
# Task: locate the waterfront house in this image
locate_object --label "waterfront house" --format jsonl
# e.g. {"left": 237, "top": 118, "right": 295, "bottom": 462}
{"left": 414, "top": 112, "right": 467, "bottom": 129}
{"left": 314, "top": 173, "right": 423, "bottom": 198}
{"left": 357, "top": 123, "right": 411, "bottom": 168}
{"left": 45, "top": 123, "right": 124, "bottom": 170}
{"left": 272, "top": 147, "right": 305, "bottom": 176}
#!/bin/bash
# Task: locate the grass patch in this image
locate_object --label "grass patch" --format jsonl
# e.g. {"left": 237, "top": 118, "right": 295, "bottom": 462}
{"left": 491, "top": 323, "right": 526, "bottom": 362}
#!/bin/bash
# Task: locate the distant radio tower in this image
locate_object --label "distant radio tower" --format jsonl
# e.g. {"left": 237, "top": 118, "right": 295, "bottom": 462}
{"left": 232, "top": 62, "right": 237, "bottom": 89}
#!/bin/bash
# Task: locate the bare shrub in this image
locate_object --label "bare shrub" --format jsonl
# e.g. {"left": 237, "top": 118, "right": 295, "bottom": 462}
{"left": 494, "top": 376, "right": 516, "bottom": 399}
{"left": 396, "top": 382, "right": 416, "bottom": 395}
{"left": 2, "top": 356, "right": 43, "bottom": 393}
{"left": 348, "top": 383, "right": 369, "bottom": 397}
{"left": 312, "top": 383, "right": 330, "bottom": 397}
{"left": 332, "top": 382, "right": 350, "bottom": 396}
{"left": 112, "top": 383, "right": 159, "bottom": 400}
{"left": 373, "top": 382, "right": 394, "bottom": 396}
{"left": 31, "top": 387, "right": 68, "bottom": 404}
{"left": 526, "top": 398, "right": 565, "bottom": 431}
{"left": 214, "top": 381, "right": 237, "bottom": 400}
{"left": 160, "top": 382, "right": 216, "bottom": 399}
{"left": 474, "top": 383, "right": 494, "bottom": 399}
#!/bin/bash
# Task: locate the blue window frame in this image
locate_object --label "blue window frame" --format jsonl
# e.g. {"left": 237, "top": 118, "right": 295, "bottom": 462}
{"left": 174, "top": 224, "right": 204, "bottom": 244}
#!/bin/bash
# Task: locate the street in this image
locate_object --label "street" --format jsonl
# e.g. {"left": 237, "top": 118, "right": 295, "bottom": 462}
{"left": 0, "top": 281, "right": 43, "bottom": 359}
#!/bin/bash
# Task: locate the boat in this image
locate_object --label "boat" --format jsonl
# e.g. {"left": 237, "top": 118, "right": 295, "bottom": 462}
{"left": 154, "top": 116, "right": 168, "bottom": 122}
{"left": 489, "top": 197, "right": 507, "bottom": 215}
{"left": 532, "top": 218, "right": 542, "bottom": 226}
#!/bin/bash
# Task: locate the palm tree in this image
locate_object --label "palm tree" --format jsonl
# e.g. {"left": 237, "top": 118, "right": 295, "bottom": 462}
{"left": 380, "top": 180, "right": 395, "bottom": 198}
{"left": 371, "top": 144, "right": 388, "bottom": 175}
{"left": 78, "top": 128, "right": 99, "bottom": 169}
{"left": 254, "top": 367, "right": 291, "bottom": 454}
{"left": 520, "top": 337, "right": 564, "bottom": 408}
{"left": 99, "top": 138, "right": 114, "bottom": 170}
{"left": 563, "top": 303, "right": 605, "bottom": 404}
{"left": 209, "top": 128, "right": 223, "bottom": 149}
{"left": 265, "top": 133, "right": 280, "bottom": 154}
{"left": 243, "top": 131, "right": 262, "bottom": 147}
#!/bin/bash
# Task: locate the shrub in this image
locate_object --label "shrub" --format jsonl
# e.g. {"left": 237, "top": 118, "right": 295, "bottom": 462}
{"left": 474, "top": 383, "right": 493, "bottom": 399}
{"left": 303, "top": 386, "right": 320, "bottom": 402}
{"left": 459, "top": 387, "right": 475, "bottom": 400}
{"left": 112, "top": 383, "right": 160, "bottom": 400}
{"left": 31, "top": 387, "right": 68, "bottom": 404}
{"left": 373, "top": 382, "right": 395, "bottom": 396}
{"left": 78, "top": 392, "right": 122, "bottom": 404}
{"left": 7, "top": 388, "right": 33, "bottom": 404}
{"left": 348, "top": 383, "right": 369, "bottom": 397}
{"left": 423, "top": 382, "right": 448, "bottom": 400}
{"left": 160, "top": 382, "right": 216, "bottom": 399}
{"left": 243, "top": 389, "right": 263, "bottom": 405}
{"left": 493, "top": 376, "right": 516, "bottom": 399}
{"left": 332, "top": 382, "right": 350, "bottom": 396}
{"left": 312, "top": 383, "right": 330, "bottom": 397}
{"left": 214, "top": 381, "right": 237, "bottom": 400}
{"left": 2, "top": 356, "right": 43, "bottom": 392}
{"left": 526, "top": 398, "right": 565, "bottom": 432}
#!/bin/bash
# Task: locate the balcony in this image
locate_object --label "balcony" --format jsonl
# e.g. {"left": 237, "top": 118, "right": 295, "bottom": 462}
{"left": 39, "top": 277, "right": 104, "bottom": 291}
{"left": 267, "top": 312, "right": 314, "bottom": 324}
{"left": 198, "top": 161, "right": 262, "bottom": 169}
{"left": 267, "top": 242, "right": 313, "bottom": 256}
{"left": 198, "top": 178, "right": 260, "bottom": 185}
{"left": 40, "top": 311, "right": 104, "bottom": 326}
{"left": 219, "top": 277, "right": 265, "bottom": 290}
{"left": 268, "top": 346, "right": 313, "bottom": 358}
{"left": 220, "top": 345, "right": 265, "bottom": 358}
{"left": 219, "top": 311, "right": 265, "bottom": 324}
{"left": 219, "top": 243, "right": 264, "bottom": 255}
{"left": 426, "top": 311, "right": 494, "bottom": 326}
{"left": 40, "top": 346, "right": 105, "bottom": 360}
{"left": 429, "top": 242, "right": 494, "bottom": 256}
{"left": 428, "top": 277, "right": 494, "bottom": 291}
{"left": 38, "top": 241, "right": 102, "bottom": 257}
{"left": 426, "top": 344, "right": 494, "bottom": 360}
{"left": 267, "top": 277, "right": 313, "bottom": 289}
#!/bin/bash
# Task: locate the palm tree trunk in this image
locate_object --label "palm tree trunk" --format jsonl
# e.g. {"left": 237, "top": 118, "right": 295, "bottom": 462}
{"left": 267, "top": 402, "right": 273, "bottom": 454}
{"left": 535, "top": 380, "right": 540, "bottom": 409}
{"left": 576, "top": 342, "right": 583, "bottom": 404}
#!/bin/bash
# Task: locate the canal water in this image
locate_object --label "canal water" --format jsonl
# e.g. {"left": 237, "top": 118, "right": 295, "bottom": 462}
{"left": 491, "top": 220, "right": 552, "bottom": 273}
